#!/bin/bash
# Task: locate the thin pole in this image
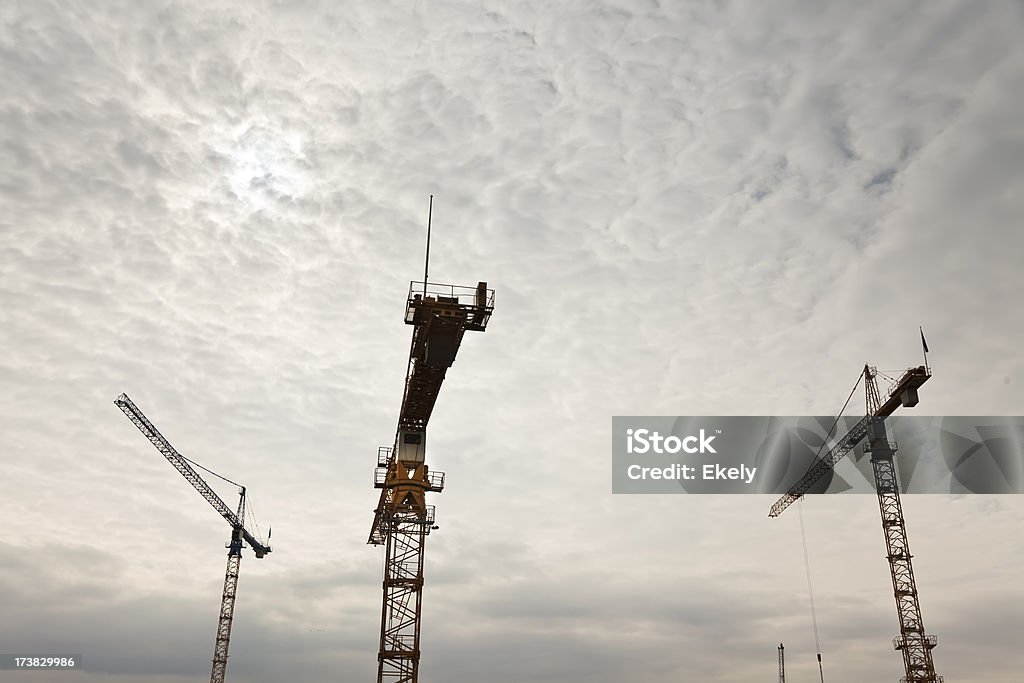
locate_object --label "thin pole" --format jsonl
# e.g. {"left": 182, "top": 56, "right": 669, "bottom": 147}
{"left": 424, "top": 195, "right": 433, "bottom": 296}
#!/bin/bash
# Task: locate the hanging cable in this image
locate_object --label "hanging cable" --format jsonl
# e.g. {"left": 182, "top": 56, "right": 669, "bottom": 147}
{"left": 177, "top": 453, "right": 254, "bottom": 534}
{"left": 790, "top": 367, "right": 864, "bottom": 682}
{"left": 181, "top": 453, "right": 243, "bottom": 489}
{"left": 816, "top": 373, "right": 862, "bottom": 458}
{"left": 789, "top": 372, "right": 861, "bottom": 509}
{"left": 798, "top": 500, "right": 825, "bottom": 683}
{"left": 246, "top": 494, "right": 263, "bottom": 543}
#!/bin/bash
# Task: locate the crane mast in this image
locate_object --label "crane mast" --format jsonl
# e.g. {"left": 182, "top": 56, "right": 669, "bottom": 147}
{"left": 115, "top": 393, "right": 271, "bottom": 683}
{"left": 767, "top": 362, "right": 941, "bottom": 682}
{"left": 778, "top": 643, "right": 785, "bottom": 683}
{"left": 212, "top": 492, "right": 246, "bottom": 683}
{"left": 863, "top": 367, "right": 940, "bottom": 683}
{"left": 368, "top": 280, "right": 493, "bottom": 683}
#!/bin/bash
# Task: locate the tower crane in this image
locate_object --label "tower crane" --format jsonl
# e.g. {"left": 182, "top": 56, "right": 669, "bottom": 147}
{"left": 115, "top": 393, "right": 271, "bottom": 683}
{"left": 768, "top": 346, "right": 941, "bottom": 683}
{"left": 368, "top": 278, "right": 494, "bottom": 683}
{"left": 778, "top": 642, "right": 786, "bottom": 683}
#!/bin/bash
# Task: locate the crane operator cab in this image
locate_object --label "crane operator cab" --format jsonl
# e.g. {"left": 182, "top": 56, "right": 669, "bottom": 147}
{"left": 398, "top": 430, "right": 426, "bottom": 465}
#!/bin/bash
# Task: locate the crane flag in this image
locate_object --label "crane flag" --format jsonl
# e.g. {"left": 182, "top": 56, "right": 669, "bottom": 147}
{"left": 920, "top": 327, "right": 929, "bottom": 354}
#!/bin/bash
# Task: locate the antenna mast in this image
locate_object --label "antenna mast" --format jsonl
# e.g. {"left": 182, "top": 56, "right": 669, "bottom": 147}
{"left": 423, "top": 195, "right": 432, "bottom": 296}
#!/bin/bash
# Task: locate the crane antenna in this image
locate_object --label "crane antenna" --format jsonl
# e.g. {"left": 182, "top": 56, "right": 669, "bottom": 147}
{"left": 423, "top": 194, "right": 433, "bottom": 296}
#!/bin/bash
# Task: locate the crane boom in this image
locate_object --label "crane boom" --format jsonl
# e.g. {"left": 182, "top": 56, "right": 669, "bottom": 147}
{"left": 115, "top": 393, "right": 270, "bottom": 557}
{"left": 769, "top": 414, "right": 873, "bottom": 517}
{"left": 368, "top": 281, "right": 493, "bottom": 545}
{"left": 768, "top": 365, "right": 930, "bottom": 518}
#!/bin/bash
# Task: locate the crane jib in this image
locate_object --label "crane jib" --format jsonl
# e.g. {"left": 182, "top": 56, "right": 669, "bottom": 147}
{"left": 767, "top": 365, "right": 931, "bottom": 518}
{"left": 115, "top": 393, "right": 270, "bottom": 556}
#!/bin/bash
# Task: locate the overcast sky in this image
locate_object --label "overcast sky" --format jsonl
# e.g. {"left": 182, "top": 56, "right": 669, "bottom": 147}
{"left": 2, "top": 0, "right": 1023, "bottom": 681}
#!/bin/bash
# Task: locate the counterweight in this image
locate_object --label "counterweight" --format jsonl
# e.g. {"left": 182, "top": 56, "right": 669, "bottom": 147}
{"left": 369, "top": 281, "right": 493, "bottom": 683}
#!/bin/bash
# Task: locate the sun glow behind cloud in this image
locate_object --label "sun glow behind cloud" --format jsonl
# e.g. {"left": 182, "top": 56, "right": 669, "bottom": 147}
{"left": 218, "top": 118, "right": 312, "bottom": 211}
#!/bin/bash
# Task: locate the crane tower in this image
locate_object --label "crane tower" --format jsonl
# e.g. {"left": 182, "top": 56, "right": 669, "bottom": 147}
{"left": 115, "top": 393, "right": 271, "bottom": 683}
{"left": 368, "top": 280, "right": 494, "bottom": 683}
{"left": 768, "top": 358, "right": 941, "bottom": 682}
{"left": 778, "top": 642, "right": 785, "bottom": 683}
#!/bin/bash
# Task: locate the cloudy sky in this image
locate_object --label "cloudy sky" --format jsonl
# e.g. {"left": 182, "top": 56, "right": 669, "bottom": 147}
{"left": 3, "top": 0, "right": 1023, "bottom": 681}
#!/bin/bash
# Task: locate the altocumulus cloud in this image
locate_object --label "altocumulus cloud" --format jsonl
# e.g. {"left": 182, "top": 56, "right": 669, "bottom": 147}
{"left": 2, "top": 1, "right": 1023, "bottom": 682}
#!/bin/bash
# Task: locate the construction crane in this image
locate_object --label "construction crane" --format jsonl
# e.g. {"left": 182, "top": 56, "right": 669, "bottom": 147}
{"left": 368, "top": 277, "right": 493, "bottom": 683}
{"left": 115, "top": 393, "right": 271, "bottom": 683}
{"left": 768, "top": 345, "right": 941, "bottom": 683}
{"left": 778, "top": 643, "right": 786, "bottom": 683}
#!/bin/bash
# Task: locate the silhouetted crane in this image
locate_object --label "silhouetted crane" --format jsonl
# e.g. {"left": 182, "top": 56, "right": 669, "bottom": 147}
{"left": 115, "top": 393, "right": 271, "bottom": 683}
{"left": 769, "top": 344, "right": 941, "bottom": 682}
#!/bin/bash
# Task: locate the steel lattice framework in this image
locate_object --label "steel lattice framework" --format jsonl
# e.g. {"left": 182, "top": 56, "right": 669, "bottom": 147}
{"left": 369, "top": 281, "right": 493, "bottom": 683}
{"left": 768, "top": 363, "right": 941, "bottom": 683}
{"left": 867, "top": 422, "right": 941, "bottom": 682}
{"left": 377, "top": 509, "right": 432, "bottom": 682}
{"left": 211, "top": 524, "right": 244, "bottom": 683}
{"left": 115, "top": 394, "right": 270, "bottom": 558}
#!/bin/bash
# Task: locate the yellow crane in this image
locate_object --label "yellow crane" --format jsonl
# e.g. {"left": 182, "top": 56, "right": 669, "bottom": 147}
{"left": 367, "top": 279, "right": 493, "bottom": 683}
{"left": 367, "top": 199, "right": 494, "bottom": 683}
